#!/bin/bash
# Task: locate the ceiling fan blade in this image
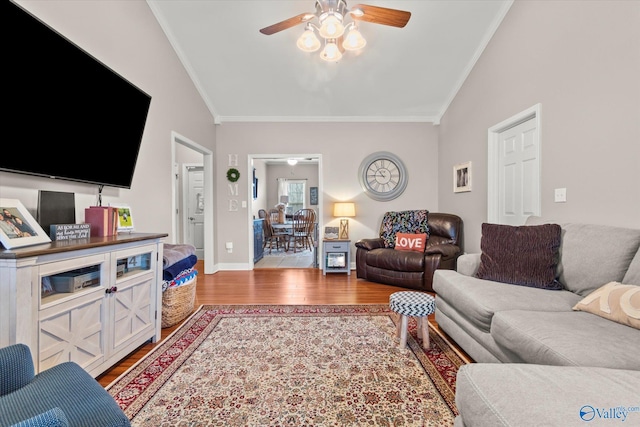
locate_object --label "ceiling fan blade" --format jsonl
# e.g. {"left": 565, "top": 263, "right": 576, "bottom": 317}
{"left": 350, "top": 4, "right": 411, "bottom": 28}
{"left": 259, "top": 13, "right": 314, "bottom": 35}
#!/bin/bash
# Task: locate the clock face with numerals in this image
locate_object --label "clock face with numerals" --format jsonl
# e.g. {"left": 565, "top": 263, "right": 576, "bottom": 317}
{"left": 358, "top": 151, "right": 408, "bottom": 201}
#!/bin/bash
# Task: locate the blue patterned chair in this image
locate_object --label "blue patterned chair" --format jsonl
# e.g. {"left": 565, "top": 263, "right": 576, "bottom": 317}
{"left": 355, "top": 211, "right": 463, "bottom": 292}
{"left": 0, "top": 344, "right": 130, "bottom": 427}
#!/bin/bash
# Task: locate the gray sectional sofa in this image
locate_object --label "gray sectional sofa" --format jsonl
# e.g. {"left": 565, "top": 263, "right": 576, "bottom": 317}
{"left": 433, "top": 218, "right": 640, "bottom": 426}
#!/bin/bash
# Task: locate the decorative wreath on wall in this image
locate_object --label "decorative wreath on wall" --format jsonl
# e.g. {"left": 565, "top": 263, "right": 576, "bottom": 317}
{"left": 226, "top": 168, "right": 240, "bottom": 182}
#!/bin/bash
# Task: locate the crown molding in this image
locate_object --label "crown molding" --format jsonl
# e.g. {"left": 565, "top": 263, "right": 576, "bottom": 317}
{"left": 217, "top": 115, "right": 439, "bottom": 124}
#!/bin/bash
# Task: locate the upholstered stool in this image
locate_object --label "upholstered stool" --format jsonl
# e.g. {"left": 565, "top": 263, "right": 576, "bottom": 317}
{"left": 389, "top": 291, "right": 436, "bottom": 349}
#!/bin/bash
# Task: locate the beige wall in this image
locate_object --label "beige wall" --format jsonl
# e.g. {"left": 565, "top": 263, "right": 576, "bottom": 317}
{"left": 438, "top": 0, "right": 640, "bottom": 253}
{"left": 0, "top": 0, "right": 216, "bottom": 243}
{"left": 2, "top": 0, "right": 638, "bottom": 269}
{"left": 215, "top": 122, "right": 439, "bottom": 268}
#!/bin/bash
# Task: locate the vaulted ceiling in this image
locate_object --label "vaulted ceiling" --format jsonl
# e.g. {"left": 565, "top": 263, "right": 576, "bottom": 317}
{"left": 147, "top": 0, "right": 513, "bottom": 124}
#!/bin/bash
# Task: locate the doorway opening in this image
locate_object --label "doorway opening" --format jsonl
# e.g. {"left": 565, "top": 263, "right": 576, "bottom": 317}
{"left": 171, "top": 131, "right": 215, "bottom": 274}
{"left": 247, "top": 154, "right": 323, "bottom": 269}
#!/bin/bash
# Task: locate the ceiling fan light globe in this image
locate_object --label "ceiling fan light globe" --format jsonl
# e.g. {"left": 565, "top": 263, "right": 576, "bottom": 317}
{"left": 319, "top": 14, "right": 345, "bottom": 39}
{"left": 320, "top": 41, "right": 342, "bottom": 62}
{"left": 297, "top": 29, "right": 321, "bottom": 52}
{"left": 343, "top": 28, "right": 366, "bottom": 51}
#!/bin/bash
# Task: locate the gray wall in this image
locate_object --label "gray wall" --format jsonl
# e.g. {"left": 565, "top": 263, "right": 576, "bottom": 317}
{"left": 215, "top": 122, "right": 439, "bottom": 267}
{"left": 438, "top": 0, "right": 640, "bottom": 253}
{"left": 0, "top": 0, "right": 216, "bottom": 243}
{"left": 1, "top": 0, "right": 637, "bottom": 269}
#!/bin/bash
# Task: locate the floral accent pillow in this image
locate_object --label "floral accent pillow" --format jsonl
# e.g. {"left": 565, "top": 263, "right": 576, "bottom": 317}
{"left": 573, "top": 282, "right": 640, "bottom": 330}
{"left": 379, "top": 210, "right": 429, "bottom": 248}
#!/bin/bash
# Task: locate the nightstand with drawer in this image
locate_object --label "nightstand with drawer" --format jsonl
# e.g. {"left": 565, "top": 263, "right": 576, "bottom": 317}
{"left": 323, "top": 239, "right": 350, "bottom": 275}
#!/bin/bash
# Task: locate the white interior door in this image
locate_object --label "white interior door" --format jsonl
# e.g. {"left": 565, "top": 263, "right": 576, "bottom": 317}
{"left": 185, "top": 166, "right": 204, "bottom": 259}
{"left": 497, "top": 118, "right": 539, "bottom": 225}
{"left": 488, "top": 104, "right": 541, "bottom": 225}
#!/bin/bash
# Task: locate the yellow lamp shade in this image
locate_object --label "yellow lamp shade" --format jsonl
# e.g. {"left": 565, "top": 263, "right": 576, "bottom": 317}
{"left": 333, "top": 202, "right": 356, "bottom": 217}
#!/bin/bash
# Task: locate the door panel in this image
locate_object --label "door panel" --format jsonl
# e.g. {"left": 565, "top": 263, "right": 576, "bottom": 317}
{"left": 497, "top": 117, "right": 540, "bottom": 225}
{"left": 186, "top": 166, "right": 204, "bottom": 259}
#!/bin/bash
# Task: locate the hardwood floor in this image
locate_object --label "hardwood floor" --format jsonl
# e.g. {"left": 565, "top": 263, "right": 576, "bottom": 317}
{"left": 97, "top": 261, "right": 468, "bottom": 387}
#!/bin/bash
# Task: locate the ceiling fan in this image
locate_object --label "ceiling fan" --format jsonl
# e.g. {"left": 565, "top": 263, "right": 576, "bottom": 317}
{"left": 259, "top": 0, "right": 411, "bottom": 62}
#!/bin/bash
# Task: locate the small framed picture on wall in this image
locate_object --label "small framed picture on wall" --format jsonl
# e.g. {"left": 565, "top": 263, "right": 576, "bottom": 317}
{"left": 453, "top": 161, "right": 472, "bottom": 193}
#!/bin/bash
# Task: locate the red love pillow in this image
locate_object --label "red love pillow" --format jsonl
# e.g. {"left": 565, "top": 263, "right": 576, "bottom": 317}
{"left": 395, "top": 233, "right": 427, "bottom": 252}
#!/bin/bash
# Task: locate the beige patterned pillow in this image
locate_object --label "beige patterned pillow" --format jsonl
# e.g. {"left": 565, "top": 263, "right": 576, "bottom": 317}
{"left": 573, "top": 282, "right": 640, "bottom": 330}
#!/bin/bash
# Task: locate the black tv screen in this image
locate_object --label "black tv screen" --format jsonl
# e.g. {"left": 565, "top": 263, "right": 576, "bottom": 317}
{"left": 3, "top": 1, "right": 151, "bottom": 189}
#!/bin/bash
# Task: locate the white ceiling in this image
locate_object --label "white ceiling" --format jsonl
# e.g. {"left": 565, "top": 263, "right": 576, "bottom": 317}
{"left": 147, "top": 0, "right": 513, "bottom": 124}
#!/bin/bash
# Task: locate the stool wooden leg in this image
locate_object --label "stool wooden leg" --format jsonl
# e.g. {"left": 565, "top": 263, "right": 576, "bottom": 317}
{"left": 399, "top": 315, "right": 409, "bottom": 349}
{"left": 395, "top": 313, "right": 402, "bottom": 339}
{"left": 419, "top": 317, "right": 430, "bottom": 349}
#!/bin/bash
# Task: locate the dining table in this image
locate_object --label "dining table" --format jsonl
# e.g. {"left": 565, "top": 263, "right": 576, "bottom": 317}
{"left": 270, "top": 221, "right": 319, "bottom": 261}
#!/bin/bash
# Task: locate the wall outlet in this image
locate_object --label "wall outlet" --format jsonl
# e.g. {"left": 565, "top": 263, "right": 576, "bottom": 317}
{"left": 554, "top": 188, "right": 567, "bottom": 203}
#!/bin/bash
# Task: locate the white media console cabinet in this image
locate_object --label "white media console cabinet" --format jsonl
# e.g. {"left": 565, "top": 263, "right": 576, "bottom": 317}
{"left": 0, "top": 232, "right": 167, "bottom": 378}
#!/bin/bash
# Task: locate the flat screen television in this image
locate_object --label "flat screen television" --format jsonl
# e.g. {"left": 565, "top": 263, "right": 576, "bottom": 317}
{"left": 3, "top": 1, "right": 152, "bottom": 189}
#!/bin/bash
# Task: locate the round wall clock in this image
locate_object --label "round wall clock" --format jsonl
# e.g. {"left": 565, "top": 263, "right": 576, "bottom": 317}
{"left": 358, "top": 151, "right": 408, "bottom": 201}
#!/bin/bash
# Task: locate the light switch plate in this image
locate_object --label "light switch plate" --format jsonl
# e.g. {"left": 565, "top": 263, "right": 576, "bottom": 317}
{"left": 554, "top": 188, "right": 567, "bottom": 203}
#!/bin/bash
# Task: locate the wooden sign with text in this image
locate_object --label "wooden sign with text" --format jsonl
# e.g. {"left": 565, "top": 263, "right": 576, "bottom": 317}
{"left": 50, "top": 224, "right": 91, "bottom": 241}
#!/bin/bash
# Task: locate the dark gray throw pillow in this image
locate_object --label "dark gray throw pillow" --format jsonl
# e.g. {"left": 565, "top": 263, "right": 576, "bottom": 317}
{"left": 476, "top": 222, "right": 562, "bottom": 289}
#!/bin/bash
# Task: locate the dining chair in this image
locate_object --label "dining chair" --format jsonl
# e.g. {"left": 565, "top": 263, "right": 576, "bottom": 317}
{"left": 288, "top": 209, "right": 316, "bottom": 253}
{"left": 269, "top": 209, "right": 280, "bottom": 224}
{"left": 262, "top": 215, "right": 286, "bottom": 254}
{"left": 269, "top": 208, "right": 291, "bottom": 238}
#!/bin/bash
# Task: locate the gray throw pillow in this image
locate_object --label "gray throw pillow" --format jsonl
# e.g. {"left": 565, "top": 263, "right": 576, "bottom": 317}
{"left": 476, "top": 222, "right": 562, "bottom": 289}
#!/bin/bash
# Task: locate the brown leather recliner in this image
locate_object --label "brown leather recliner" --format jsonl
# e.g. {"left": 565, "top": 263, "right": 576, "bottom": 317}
{"left": 355, "top": 212, "right": 463, "bottom": 292}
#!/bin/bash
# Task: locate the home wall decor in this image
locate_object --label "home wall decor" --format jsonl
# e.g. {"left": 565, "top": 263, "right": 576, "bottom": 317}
{"left": 454, "top": 161, "right": 472, "bottom": 193}
{"left": 227, "top": 154, "right": 239, "bottom": 211}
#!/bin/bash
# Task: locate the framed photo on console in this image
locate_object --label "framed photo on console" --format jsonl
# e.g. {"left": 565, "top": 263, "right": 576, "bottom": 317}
{"left": 0, "top": 198, "right": 51, "bottom": 249}
{"left": 114, "top": 205, "right": 134, "bottom": 233}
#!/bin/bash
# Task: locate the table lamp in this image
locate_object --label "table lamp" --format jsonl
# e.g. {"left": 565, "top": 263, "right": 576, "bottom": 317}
{"left": 333, "top": 202, "right": 356, "bottom": 240}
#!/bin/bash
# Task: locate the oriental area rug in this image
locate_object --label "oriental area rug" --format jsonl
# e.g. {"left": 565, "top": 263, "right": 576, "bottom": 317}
{"left": 107, "top": 305, "right": 468, "bottom": 426}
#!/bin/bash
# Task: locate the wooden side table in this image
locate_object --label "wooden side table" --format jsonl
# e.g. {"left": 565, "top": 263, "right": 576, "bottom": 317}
{"left": 323, "top": 239, "right": 350, "bottom": 275}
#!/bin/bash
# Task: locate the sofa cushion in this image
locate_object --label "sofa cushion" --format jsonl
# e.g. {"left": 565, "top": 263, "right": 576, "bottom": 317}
{"left": 491, "top": 310, "right": 640, "bottom": 370}
{"left": 394, "top": 232, "right": 427, "bottom": 252}
{"left": 456, "top": 364, "right": 640, "bottom": 427}
{"left": 433, "top": 270, "right": 580, "bottom": 333}
{"left": 10, "top": 408, "right": 69, "bottom": 427}
{"left": 525, "top": 218, "right": 640, "bottom": 295}
{"left": 573, "top": 282, "right": 640, "bottom": 330}
{"left": 379, "top": 210, "right": 429, "bottom": 248}
{"left": 0, "top": 361, "right": 130, "bottom": 427}
{"left": 366, "top": 248, "right": 425, "bottom": 272}
{"left": 476, "top": 223, "right": 562, "bottom": 289}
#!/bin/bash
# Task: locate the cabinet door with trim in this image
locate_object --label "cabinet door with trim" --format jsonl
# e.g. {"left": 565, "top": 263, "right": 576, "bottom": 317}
{"left": 39, "top": 291, "right": 106, "bottom": 373}
{"left": 109, "top": 246, "right": 157, "bottom": 359}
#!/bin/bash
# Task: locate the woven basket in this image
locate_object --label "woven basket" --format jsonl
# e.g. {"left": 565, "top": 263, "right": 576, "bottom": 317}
{"left": 161, "top": 276, "right": 197, "bottom": 328}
